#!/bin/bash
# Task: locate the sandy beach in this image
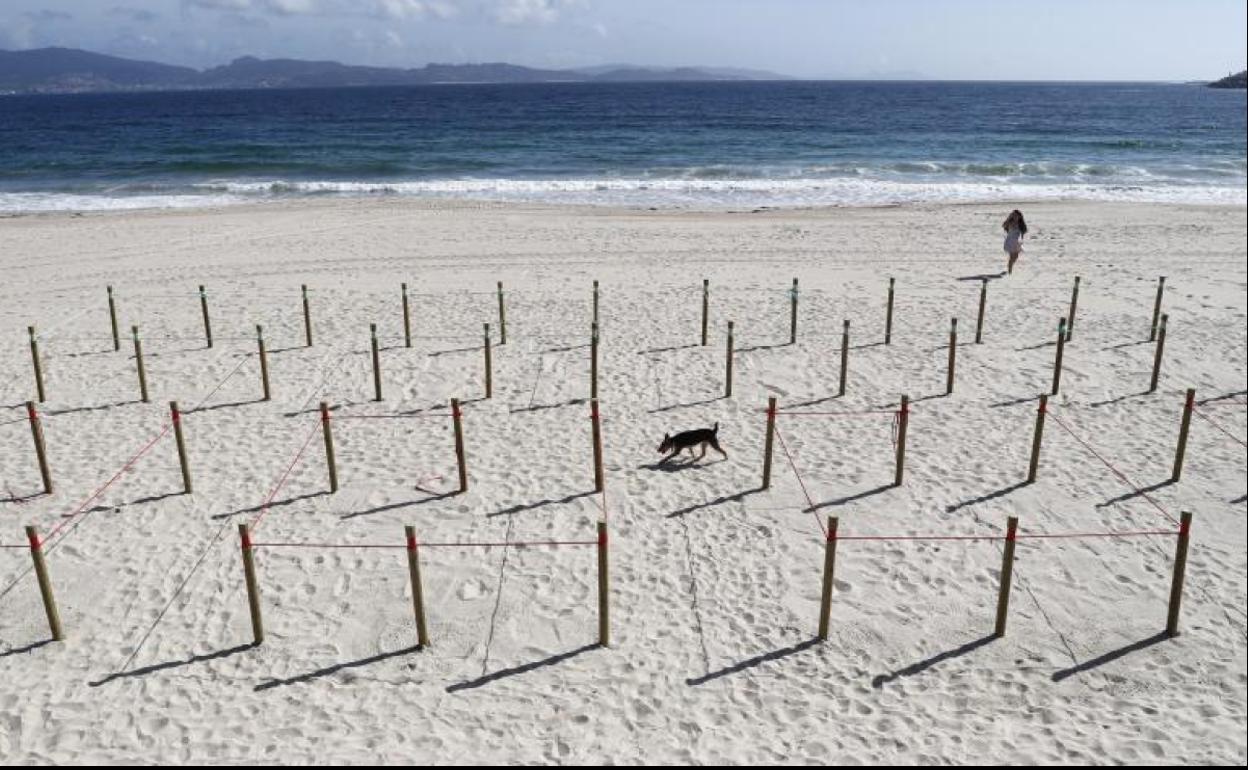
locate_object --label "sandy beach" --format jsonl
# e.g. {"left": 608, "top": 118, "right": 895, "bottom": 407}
{"left": 0, "top": 198, "right": 1245, "bottom": 764}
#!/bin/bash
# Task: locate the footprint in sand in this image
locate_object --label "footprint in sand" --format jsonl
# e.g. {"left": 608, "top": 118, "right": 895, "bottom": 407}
{"left": 457, "top": 579, "right": 487, "bottom": 601}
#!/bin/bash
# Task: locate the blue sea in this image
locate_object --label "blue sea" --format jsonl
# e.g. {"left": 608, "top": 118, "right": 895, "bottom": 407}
{"left": 0, "top": 81, "right": 1244, "bottom": 212}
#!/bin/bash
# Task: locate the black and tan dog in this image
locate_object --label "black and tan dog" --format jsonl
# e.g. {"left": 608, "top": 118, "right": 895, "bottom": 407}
{"left": 657, "top": 423, "right": 728, "bottom": 464}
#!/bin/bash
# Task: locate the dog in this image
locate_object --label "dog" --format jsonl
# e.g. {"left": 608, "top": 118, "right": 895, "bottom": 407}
{"left": 657, "top": 423, "right": 728, "bottom": 464}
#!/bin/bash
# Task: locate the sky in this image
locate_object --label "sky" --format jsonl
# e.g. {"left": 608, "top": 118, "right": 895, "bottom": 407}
{"left": 1, "top": 0, "right": 1245, "bottom": 80}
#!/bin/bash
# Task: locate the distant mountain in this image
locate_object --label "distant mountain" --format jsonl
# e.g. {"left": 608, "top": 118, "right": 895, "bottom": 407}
{"left": 0, "top": 47, "right": 790, "bottom": 94}
{"left": 1208, "top": 70, "right": 1246, "bottom": 89}
{"left": 0, "top": 47, "right": 196, "bottom": 92}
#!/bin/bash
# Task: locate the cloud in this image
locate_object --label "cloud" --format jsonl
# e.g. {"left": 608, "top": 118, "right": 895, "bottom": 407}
{"left": 184, "top": 0, "right": 316, "bottom": 16}
{"left": 182, "top": 0, "right": 459, "bottom": 21}
{"left": 368, "top": 1, "right": 457, "bottom": 20}
{"left": 22, "top": 10, "right": 74, "bottom": 23}
{"left": 109, "top": 7, "right": 162, "bottom": 23}
{"left": 493, "top": 0, "right": 583, "bottom": 26}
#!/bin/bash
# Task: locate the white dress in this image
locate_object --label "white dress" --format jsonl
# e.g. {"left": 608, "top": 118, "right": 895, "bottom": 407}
{"left": 1004, "top": 227, "right": 1023, "bottom": 254}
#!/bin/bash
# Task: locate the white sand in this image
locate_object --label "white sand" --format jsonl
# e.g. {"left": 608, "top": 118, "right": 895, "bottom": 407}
{"left": 0, "top": 198, "right": 1245, "bottom": 764}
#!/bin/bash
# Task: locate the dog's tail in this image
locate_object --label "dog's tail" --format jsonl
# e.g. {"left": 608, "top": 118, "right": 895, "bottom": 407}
{"left": 713, "top": 422, "right": 719, "bottom": 434}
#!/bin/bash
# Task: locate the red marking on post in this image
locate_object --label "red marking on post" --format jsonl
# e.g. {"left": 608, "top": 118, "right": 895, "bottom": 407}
{"left": 26, "top": 529, "right": 41, "bottom": 551}
{"left": 26, "top": 402, "right": 38, "bottom": 422}
{"left": 598, "top": 527, "right": 608, "bottom": 548}
{"left": 240, "top": 528, "right": 252, "bottom": 549}
{"left": 406, "top": 531, "right": 417, "bottom": 551}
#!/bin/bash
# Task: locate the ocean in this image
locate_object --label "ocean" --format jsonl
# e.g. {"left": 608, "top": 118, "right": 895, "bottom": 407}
{"left": 0, "top": 81, "right": 1244, "bottom": 212}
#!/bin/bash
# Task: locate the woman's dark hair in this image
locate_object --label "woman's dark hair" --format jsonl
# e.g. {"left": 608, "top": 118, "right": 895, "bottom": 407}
{"left": 1003, "top": 209, "right": 1028, "bottom": 235}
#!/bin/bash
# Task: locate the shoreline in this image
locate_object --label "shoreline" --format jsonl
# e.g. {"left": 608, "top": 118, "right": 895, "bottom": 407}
{"left": 3, "top": 193, "right": 1246, "bottom": 224}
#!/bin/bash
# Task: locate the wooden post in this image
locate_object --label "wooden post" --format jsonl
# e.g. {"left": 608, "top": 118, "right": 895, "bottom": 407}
{"left": 885, "top": 277, "right": 895, "bottom": 345}
{"left": 590, "top": 321, "right": 600, "bottom": 400}
{"left": 893, "top": 395, "right": 910, "bottom": 486}
{"left": 405, "top": 526, "right": 431, "bottom": 648}
{"left": 1066, "top": 276, "right": 1081, "bottom": 342}
{"left": 170, "top": 400, "right": 192, "bottom": 494}
{"left": 597, "top": 521, "right": 609, "bottom": 647}
{"left": 199, "top": 285, "right": 213, "bottom": 349}
{"left": 592, "top": 280, "right": 599, "bottom": 326}
{"left": 700, "top": 279, "right": 709, "bottom": 346}
{"left": 993, "top": 516, "right": 1019, "bottom": 637}
{"left": 789, "top": 278, "right": 799, "bottom": 344}
{"left": 591, "top": 398, "right": 605, "bottom": 493}
{"left": 975, "top": 278, "right": 988, "bottom": 344}
{"left": 1051, "top": 318, "right": 1067, "bottom": 396}
{"left": 132, "top": 325, "right": 149, "bottom": 403}
{"left": 320, "top": 401, "right": 338, "bottom": 493}
{"left": 839, "top": 319, "right": 850, "bottom": 396}
{"left": 26, "top": 401, "right": 52, "bottom": 494}
{"left": 1165, "top": 511, "right": 1192, "bottom": 637}
{"left": 1171, "top": 388, "right": 1196, "bottom": 482}
{"left": 237, "top": 523, "right": 264, "bottom": 645}
{"left": 256, "top": 325, "right": 271, "bottom": 402}
{"left": 302, "top": 284, "right": 313, "bottom": 347}
{"left": 483, "top": 323, "right": 493, "bottom": 399}
{"left": 724, "top": 321, "right": 735, "bottom": 398}
{"left": 107, "top": 285, "right": 120, "bottom": 352}
{"left": 761, "top": 397, "right": 777, "bottom": 490}
{"left": 945, "top": 318, "right": 958, "bottom": 395}
{"left": 370, "top": 323, "right": 382, "bottom": 402}
{"left": 28, "top": 326, "right": 46, "bottom": 403}
{"left": 402, "top": 283, "right": 412, "bottom": 349}
{"left": 817, "top": 516, "right": 839, "bottom": 641}
{"left": 451, "top": 398, "right": 467, "bottom": 493}
{"left": 1149, "top": 313, "right": 1168, "bottom": 394}
{"left": 1027, "top": 394, "right": 1048, "bottom": 483}
{"left": 497, "top": 281, "right": 507, "bottom": 346}
{"left": 1149, "top": 276, "right": 1166, "bottom": 342}
{"left": 25, "top": 526, "right": 63, "bottom": 642}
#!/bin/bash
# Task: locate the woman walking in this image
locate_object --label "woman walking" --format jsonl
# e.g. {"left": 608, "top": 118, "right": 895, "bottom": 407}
{"left": 1003, "top": 209, "right": 1027, "bottom": 275}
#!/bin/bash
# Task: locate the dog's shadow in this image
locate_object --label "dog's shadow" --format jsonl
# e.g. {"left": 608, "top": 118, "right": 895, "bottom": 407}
{"left": 640, "top": 457, "right": 727, "bottom": 473}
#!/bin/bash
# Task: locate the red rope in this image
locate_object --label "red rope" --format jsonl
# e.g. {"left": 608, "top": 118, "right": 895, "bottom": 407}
{"left": 252, "top": 542, "right": 402, "bottom": 550}
{"left": 773, "top": 409, "right": 900, "bottom": 417}
{"left": 249, "top": 416, "right": 323, "bottom": 531}
{"left": 836, "top": 534, "right": 1001, "bottom": 542}
{"left": 1046, "top": 407, "right": 1178, "bottom": 526}
{"left": 1192, "top": 407, "right": 1248, "bottom": 448}
{"left": 421, "top": 540, "right": 598, "bottom": 548}
{"left": 43, "top": 422, "right": 173, "bottom": 543}
{"left": 772, "top": 424, "right": 827, "bottom": 538}
{"left": 252, "top": 539, "right": 596, "bottom": 549}
{"left": 1015, "top": 529, "right": 1179, "bottom": 540}
{"left": 333, "top": 413, "right": 450, "bottom": 421}
{"left": 833, "top": 528, "right": 1179, "bottom": 544}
